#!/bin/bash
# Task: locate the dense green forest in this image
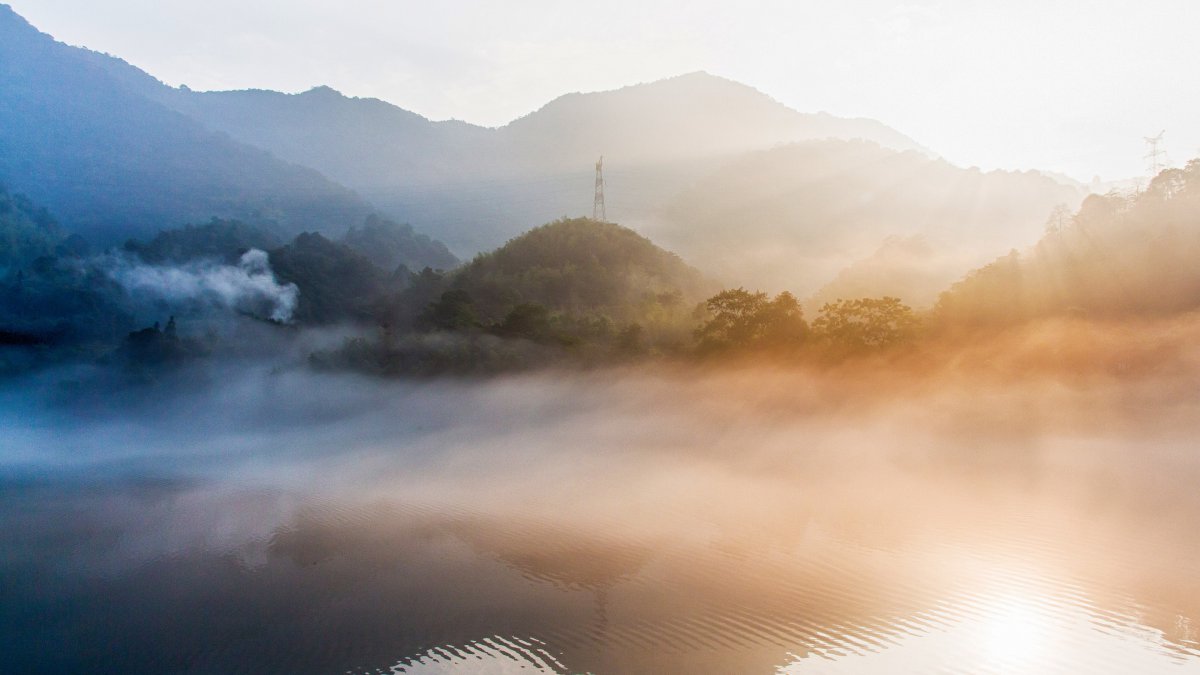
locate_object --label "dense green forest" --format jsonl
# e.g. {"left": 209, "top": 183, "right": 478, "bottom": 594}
{"left": 123, "top": 219, "right": 285, "bottom": 264}
{"left": 0, "top": 196, "right": 453, "bottom": 374}
{"left": 0, "top": 184, "right": 130, "bottom": 370}
{"left": 0, "top": 183, "right": 70, "bottom": 269}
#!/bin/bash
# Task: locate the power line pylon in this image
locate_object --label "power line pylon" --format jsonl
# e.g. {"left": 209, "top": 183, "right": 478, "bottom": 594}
{"left": 593, "top": 156, "right": 606, "bottom": 222}
{"left": 1144, "top": 130, "right": 1167, "bottom": 178}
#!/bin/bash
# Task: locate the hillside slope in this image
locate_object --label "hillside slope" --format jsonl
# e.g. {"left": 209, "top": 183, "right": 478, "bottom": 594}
{"left": 936, "top": 162, "right": 1200, "bottom": 323}
{"left": 0, "top": 5, "right": 374, "bottom": 245}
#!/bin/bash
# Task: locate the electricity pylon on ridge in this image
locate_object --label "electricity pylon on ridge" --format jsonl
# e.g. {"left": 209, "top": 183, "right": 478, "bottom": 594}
{"left": 593, "top": 156, "right": 606, "bottom": 222}
{"left": 1144, "top": 130, "right": 1167, "bottom": 178}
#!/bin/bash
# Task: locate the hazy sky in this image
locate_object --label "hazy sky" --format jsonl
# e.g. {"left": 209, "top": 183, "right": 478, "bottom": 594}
{"left": 10, "top": 0, "right": 1198, "bottom": 180}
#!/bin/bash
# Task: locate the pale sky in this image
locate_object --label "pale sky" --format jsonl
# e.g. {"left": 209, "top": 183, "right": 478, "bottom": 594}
{"left": 9, "top": 0, "right": 1199, "bottom": 180}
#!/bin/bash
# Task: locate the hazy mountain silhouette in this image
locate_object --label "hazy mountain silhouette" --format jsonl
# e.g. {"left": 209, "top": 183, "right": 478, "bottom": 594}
{"left": 119, "top": 71, "right": 925, "bottom": 253}
{"left": 134, "top": 72, "right": 922, "bottom": 190}
{"left": 644, "top": 140, "right": 1084, "bottom": 303}
{"left": 496, "top": 72, "right": 923, "bottom": 170}
{"left": 129, "top": 85, "right": 495, "bottom": 191}
{"left": 0, "top": 5, "right": 375, "bottom": 245}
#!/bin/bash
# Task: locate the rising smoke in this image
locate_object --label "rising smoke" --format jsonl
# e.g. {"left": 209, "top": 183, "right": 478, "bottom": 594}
{"left": 107, "top": 249, "right": 299, "bottom": 322}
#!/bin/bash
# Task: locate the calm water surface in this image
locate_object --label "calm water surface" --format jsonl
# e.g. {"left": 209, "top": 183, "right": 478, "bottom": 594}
{"left": 2, "top": 366, "right": 1198, "bottom": 674}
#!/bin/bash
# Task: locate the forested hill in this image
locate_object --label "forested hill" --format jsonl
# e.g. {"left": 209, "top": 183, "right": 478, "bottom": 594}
{"left": 936, "top": 161, "right": 1200, "bottom": 323}
{"left": 451, "top": 218, "right": 709, "bottom": 322}
{"left": 0, "top": 4, "right": 374, "bottom": 245}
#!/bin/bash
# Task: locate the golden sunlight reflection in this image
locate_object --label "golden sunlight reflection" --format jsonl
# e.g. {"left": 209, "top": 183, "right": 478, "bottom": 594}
{"left": 781, "top": 575, "right": 1200, "bottom": 675}
{"left": 978, "top": 594, "right": 1048, "bottom": 670}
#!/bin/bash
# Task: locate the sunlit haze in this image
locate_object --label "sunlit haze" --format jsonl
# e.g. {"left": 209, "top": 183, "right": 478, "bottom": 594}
{"left": 9, "top": 0, "right": 1199, "bottom": 180}
{"left": 4, "top": 2, "right": 1200, "bottom": 673}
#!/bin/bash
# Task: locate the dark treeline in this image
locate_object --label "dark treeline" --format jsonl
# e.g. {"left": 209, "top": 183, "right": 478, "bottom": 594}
{"left": 0, "top": 191, "right": 455, "bottom": 375}
{"left": 4, "top": 159, "right": 1200, "bottom": 380}
{"left": 319, "top": 159, "right": 1200, "bottom": 374}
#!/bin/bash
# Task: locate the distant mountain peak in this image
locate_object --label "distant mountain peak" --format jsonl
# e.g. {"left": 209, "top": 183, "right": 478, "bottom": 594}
{"left": 0, "top": 3, "right": 26, "bottom": 21}
{"left": 523, "top": 70, "right": 764, "bottom": 111}
{"left": 303, "top": 85, "right": 344, "bottom": 98}
{"left": 0, "top": 2, "right": 47, "bottom": 39}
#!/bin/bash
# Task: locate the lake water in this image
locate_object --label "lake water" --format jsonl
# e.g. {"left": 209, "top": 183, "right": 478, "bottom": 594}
{"left": 2, "top": 365, "right": 1198, "bottom": 674}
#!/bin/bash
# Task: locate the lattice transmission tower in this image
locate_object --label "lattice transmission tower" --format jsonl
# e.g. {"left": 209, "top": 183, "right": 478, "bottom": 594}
{"left": 593, "top": 156, "right": 606, "bottom": 222}
{"left": 1144, "top": 130, "right": 1167, "bottom": 178}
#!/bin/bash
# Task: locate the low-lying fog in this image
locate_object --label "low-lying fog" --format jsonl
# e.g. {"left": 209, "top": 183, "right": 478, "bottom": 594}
{"left": 3, "top": 343, "right": 1200, "bottom": 674}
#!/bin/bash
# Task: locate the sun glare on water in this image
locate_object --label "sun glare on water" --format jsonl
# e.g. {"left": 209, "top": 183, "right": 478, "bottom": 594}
{"left": 978, "top": 595, "right": 1049, "bottom": 671}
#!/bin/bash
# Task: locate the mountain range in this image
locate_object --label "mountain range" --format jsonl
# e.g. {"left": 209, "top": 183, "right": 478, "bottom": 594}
{"left": 0, "top": 5, "right": 923, "bottom": 245}
{"left": 128, "top": 71, "right": 928, "bottom": 252}
{"left": 0, "top": 3, "right": 1086, "bottom": 304}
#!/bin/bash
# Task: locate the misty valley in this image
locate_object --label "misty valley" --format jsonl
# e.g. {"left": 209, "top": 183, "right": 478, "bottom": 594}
{"left": 2, "top": 3, "right": 1200, "bottom": 674}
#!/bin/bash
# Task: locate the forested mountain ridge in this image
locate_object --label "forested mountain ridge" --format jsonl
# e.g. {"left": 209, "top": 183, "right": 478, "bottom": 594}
{"left": 936, "top": 161, "right": 1200, "bottom": 323}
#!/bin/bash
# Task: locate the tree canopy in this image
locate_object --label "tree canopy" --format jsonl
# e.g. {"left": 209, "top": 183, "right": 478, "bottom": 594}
{"left": 269, "top": 232, "right": 394, "bottom": 324}
{"left": 123, "top": 218, "right": 282, "bottom": 265}
{"left": 811, "top": 297, "right": 918, "bottom": 350}
{"left": 0, "top": 183, "right": 64, "bottom": 270}
{"left": 693, "top": 288, "right": 807, "bottom": 352}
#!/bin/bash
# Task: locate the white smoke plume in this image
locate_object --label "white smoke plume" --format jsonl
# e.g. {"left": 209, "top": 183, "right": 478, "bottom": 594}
{"left": 109, "top": 249, "right": 299, "bottom": 322}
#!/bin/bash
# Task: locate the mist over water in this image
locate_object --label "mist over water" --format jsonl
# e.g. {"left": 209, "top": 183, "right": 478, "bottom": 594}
{"left": 4, "top": 346, "right": 1199, "bottom": 674}
{"left": 4, "top": 3, "right": 1200, "bottom": 673}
